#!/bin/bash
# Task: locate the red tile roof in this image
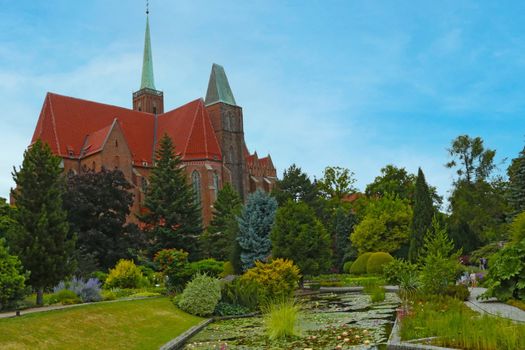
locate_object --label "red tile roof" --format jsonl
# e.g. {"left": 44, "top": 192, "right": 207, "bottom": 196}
{"left": 32, "top": 93, "right": 222, "bottom": 164}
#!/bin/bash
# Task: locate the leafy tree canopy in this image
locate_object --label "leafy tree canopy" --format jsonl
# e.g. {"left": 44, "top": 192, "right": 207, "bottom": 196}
{"left": 64, "top": 168, "right": 144, "bottom": 273}
{"left": 446, "top": 135, "right": 496, "bottom": 184}
{"left": 351, "top": 195, "right": 412, "bottom": 254}
{"left": 317, "top": 166, "right": 357, "bottom": 200}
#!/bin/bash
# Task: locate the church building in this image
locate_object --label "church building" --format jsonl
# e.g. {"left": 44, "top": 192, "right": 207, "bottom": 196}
{"left": 29, "top": 13, "right": 277, "bottom": 224}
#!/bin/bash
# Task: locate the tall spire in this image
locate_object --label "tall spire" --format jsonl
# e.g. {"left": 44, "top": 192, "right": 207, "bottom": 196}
{"left": 140, "top": 5, "right": 156, "bottom": 90}
{"left": 205, "top": 63, "right": 237, "bottom": 106}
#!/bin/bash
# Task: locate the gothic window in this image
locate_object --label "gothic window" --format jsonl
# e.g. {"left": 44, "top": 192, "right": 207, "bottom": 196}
{"left": 92, "top": 161, "right": 96, "bottom": 171}
{"left": 192, "top": 170, "right": 201, "bottom": 206}
{"left": 141, "top": 177, "right": 148, "bottom": 193}
{"left": 115, "top": 139, "right": 118, "bottom": 148}
{"left": 228, "top": 146, "right": 234, "bottom": 164}
{"left": 138, "top": 102, "right": 142, "bottom": 111}
{"left": 113, "top": 155, "right": 120, "bottom": 169}
{"left": 212, "top": 172, "right": 219, "bottom": 200}
{"left": 224, "top": 115, "right": 231, "bottom": 131}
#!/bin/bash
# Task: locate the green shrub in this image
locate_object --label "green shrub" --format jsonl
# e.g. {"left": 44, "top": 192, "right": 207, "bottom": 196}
{"left": 221, "top": 261, "right": 235, "bottom": 277}
{"left": 343, "top": 261, "right": 353, "bottom": 274}
{"left": 177, "top": 273, "right": 221, "bottom": 316}
{"left": 220, "top": 278, "right": 260, "bottom": 311}
{"left": 349, "top": 252, "right": 373, "bottom": 275}
{"left": 444, "top": 285, "right": 470, "bottom": 301}
{"left": 366, "top": 252, "right": 394, "bottom": 275}
{"left": 369, "top": 286, "right": 386, "bottom": 303}
{"left": 90, "top": 271, "right": 108, "bottom": 285}
{"left": 49, "top": 289, "right": 80, "bottom": 305}
{"left": 0, "top": 239, "right": 27, "bottom": 310}
{"left": 482, "top": 238, "right": 525, "bottom": 301}
{"left": 154, "top": 249, "right": 192, "bottom": 291}
{"left": 262, "top": 299, "right": 300, "bottom": 340}
{"left": 214, "top": 302, "right": 251, "bottom": 316}
{"left": 510, "top": 212, "right": 525, "bottom": 243}
{"left": 189, "top": 258, "right": 224, "bottom": 277}
{"left": 105, "top": 260, "right": 144, "bottom": 289}
{"left": 101, "top": 290, "right": 117, "bottom": 301}
{"left": 383, "top": 259, "right": 419, "bottom": 285}
{"left": 240, "top": 259, "right": 301, "bottom": 302}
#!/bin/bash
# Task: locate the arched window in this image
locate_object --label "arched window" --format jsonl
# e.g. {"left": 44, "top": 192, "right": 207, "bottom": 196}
{"left": 228, "top": 146, "right": 234, "bottom": 164}
{"left": 92, "top": 161, "right": 96, "bottom": 171}
{"left": 192, "top": 170, "right": 201, "bottom": 206}
{"left": 212, "top": 172, "right": 219, "bottom": 200}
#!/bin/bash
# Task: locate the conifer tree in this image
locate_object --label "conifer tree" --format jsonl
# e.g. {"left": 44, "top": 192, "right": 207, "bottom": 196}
{"left": 10, "top": 140, "right": 75, "bottom": 306}
{"left": 508, "top": 147, "right": 525, "bottom": 218}
{"left": 140, "top": 134, "right": 202, "bottom": 258}
{"left": 272, "top": 201, "right": 332, "bottom": 275}
{"left": 205, "top": 183, "right": 242, "bottom": 261}
{"left": 272, "top": 164, "right": 318, "bottom": 206}
{"left": 237, "top": 190, "right": 277, "bottom": 271}
{"left": 408, "top": 168, "right": 434, "bottom": 262}
{"left": 330, "top": 206, "right": 356, "bottom": 270}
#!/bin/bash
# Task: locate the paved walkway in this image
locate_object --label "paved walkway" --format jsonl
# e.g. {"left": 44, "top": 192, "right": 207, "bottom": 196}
{"left": 465, "top": 287, "right": 525, "bottom": 323}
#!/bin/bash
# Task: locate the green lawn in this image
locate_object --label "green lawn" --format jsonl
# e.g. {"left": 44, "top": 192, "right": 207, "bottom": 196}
{"left": 0, "top": 297, "right": 203, "bottom": 350}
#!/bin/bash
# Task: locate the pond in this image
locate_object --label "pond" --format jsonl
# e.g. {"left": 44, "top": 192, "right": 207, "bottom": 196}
{"left": 184, "top": 292, "right": 399, "bottom": 350}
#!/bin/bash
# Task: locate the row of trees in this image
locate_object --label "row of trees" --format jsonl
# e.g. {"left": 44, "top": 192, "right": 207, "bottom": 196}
{"left": 1, "top": 133, "right": 523, "bottom": 306}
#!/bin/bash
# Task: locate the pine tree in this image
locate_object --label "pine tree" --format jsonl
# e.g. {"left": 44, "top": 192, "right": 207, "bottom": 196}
{"left": 408, "top": 168, "right": 434, "bottom": 262}
{"left": 10, "top": 140, "right": 75, "bottom": 306}
{"left": 140, "top": 134, "right": 202, "bottom": 259}
{"left": 272, "top": 164, "right": 318, "bottom": 206}
{"left": 237, "top": 190, "right": 277, "bottom": 271}
{"left": 271, "top": 201, "right": 332, "bottom": 275}
{"left": 508, "top": 147, "right": 525, "bottom": 218}
{"left": 206, "top": 183, "right": 242, "bottom": 261}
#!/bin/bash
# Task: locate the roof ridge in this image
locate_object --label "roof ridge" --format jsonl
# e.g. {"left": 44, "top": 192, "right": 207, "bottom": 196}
{"left": 47, "top": 94, "right": 61, "bottom": 153}
{"left": 183, "top": 101, "right": 201, "bottom": 155}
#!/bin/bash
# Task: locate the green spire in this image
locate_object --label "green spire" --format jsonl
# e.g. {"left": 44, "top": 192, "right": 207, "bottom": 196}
{"left": 205, "top": 63, "right": 237, "bottom": 106}
{"left": 140, "top": 14, "right": 156, "bottom": 90}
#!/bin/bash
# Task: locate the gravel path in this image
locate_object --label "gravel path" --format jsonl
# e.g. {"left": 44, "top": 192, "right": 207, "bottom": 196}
{"left": 465, "top": 287, "right": 525, "bottom": 323}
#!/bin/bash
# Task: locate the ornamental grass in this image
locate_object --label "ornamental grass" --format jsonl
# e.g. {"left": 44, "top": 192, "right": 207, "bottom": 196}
{"left": 262, "top": 298, "right": 301, "bottom": 340}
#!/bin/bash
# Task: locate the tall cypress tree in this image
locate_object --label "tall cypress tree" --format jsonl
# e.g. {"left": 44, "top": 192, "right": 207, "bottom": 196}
{"left": 508, "top": 147, "right": 525, "bottom": 218}
{"left": 10, "top": 140, "right": 75, "bottom": 305}
{"left": 237, "top": 190, "right": 277, "bottom": 271}
{"left": 408, "top": 168, "right": 434, "bottom": 262}
{"left": 205, "top": 183, "right": 242, "bottom": 261}
{"left": 140, "top": 134, "right": 202, "bottom": 259}
{"left": 330, "top": 206, "right": 356, "bottom": 271}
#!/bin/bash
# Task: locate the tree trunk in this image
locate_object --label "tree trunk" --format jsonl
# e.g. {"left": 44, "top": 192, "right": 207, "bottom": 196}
{"left": 36, "top": 288, "right": 44, "bottom": 306}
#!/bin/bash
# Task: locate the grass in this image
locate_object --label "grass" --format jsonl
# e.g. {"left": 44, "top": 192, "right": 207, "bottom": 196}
{"left": 400, "top": 296, "right": 525, "bottom": 350}
{"left": 262, "top": 299, "right": 301, "bottom": 340}
{"left": 0, "top": 297, "right": 203, "bottom": 350}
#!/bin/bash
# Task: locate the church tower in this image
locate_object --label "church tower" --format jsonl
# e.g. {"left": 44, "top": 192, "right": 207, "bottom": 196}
{"left": 133, "top": 9, "right": 164, "bottom": 114}
{"left": 205, "top": 64, "right": 247, "bottom": 200}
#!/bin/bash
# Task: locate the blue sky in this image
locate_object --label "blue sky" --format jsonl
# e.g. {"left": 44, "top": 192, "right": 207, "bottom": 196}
{"left": 1, "top": 0, "right": 524, "bottom": 204}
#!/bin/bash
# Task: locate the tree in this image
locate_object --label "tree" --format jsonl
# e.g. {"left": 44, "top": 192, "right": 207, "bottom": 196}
{"left": 140, "top": 134, "right": 202, "bottom": 259}
{"left": 366, "top": 165, "right": 416, "bottom": 201}
{"left": 10, "top": 140, "right": 75, "bottom": 306}
{"left": 446, "top": 135, "right": 496, "bottom": 184}
{"left": 0, "top": 239, "right": 28, "bottom": 310}
{"left": 448, "top": 180, "right": 508, "bottom": 252}
{"left": 237, "top": 190, "right": 277, "bottom": 271}
{"left": 329, "top": 206, "right": 357, "bottom": 270}
{"left": 420, "top": 218, "right": 461, "bottom": 295}
{"left": 365, "top": 164, "right": 442, "bottom": 207}
{"left": 204, "top": 183, "right": 242, "bottom": 261}
{"left": 63, "top": 168, "right": 143, "bottom": 273}
{"left": 317, "top": 166, "right": 357, "bottom": 200}
{"left": 272, "top": 164, "right": 319, "bottom": 206}
{"left": 0, "top": 198, "right": 18, "bottom": 241}
{"left": 271, "top": 201, "right": 332, "bottom": 275}
{"left": 408, "top": 168, "right": 435, "bottom": 262}
{"left": 351, "top": 195, "right": 412, "bottom": 254}
{"left": 507, "top": 147, "right": 525, "bottom": 218}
